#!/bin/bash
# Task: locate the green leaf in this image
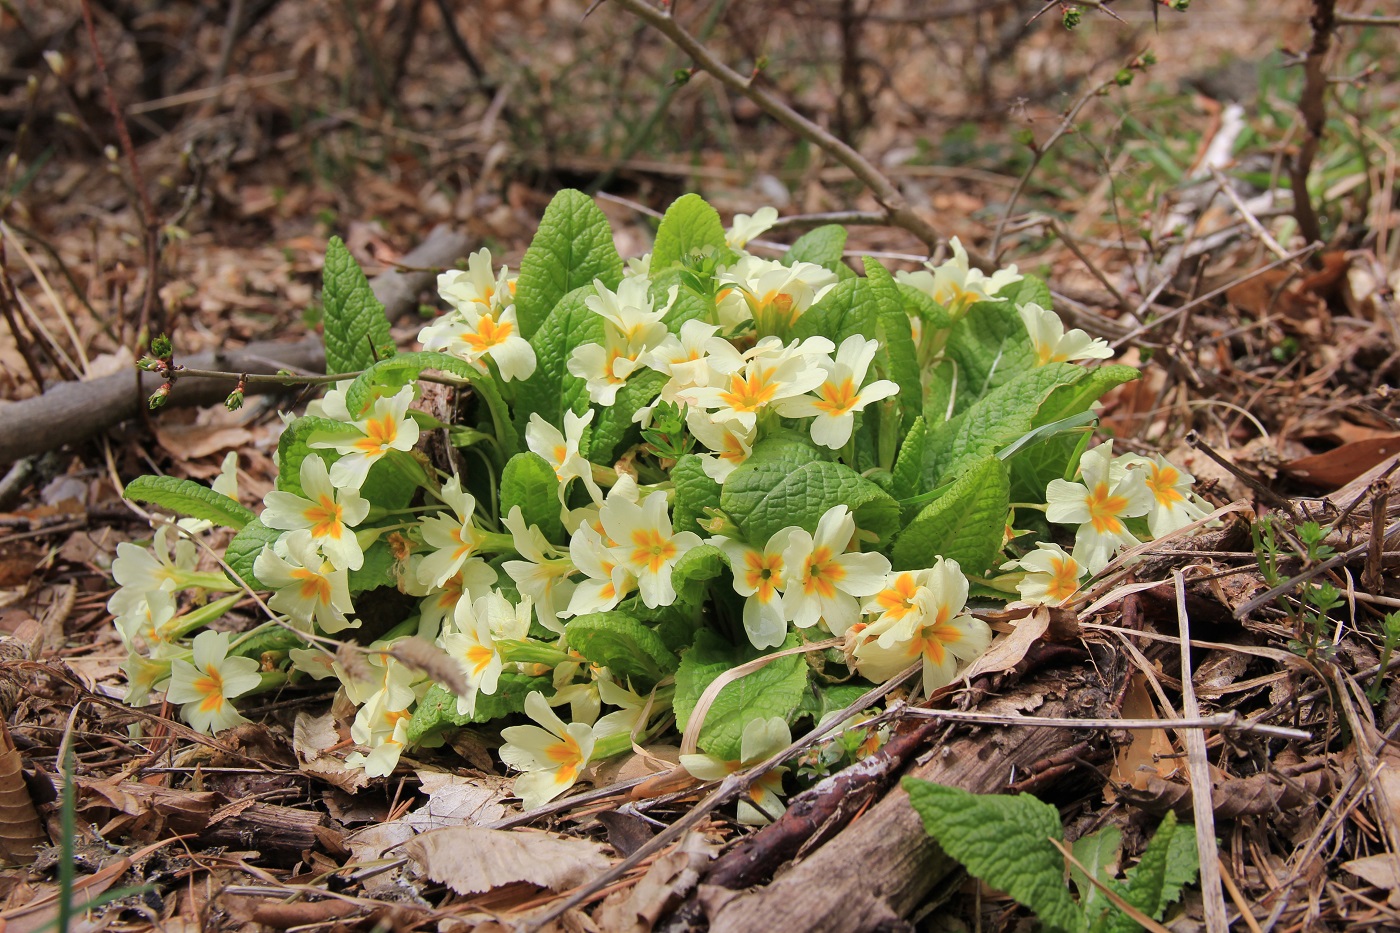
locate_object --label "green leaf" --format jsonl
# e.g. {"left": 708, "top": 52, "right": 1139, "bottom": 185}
{"left": 922, "top": 363, "right": 1085, "bottom": 487}
{"left": 670, "top": 543, "right": 727, "bottom": 608}
{"left": 225, "top": 518, "right": 278, "bottom": 589}
{"left": 651, "top": 268, "right": 716, "bottom": 330}
{"left": 1158, "top": 812, "right": 1200, "bottom": 918}
{"left": 1070, "top": 824, "right": 1122, "bottom": 918}
{"left": 588, "top": 370, "right": 667, "bottom": 465}
{"left": 1037, "top": 365, "right": 1139, "bottom": 427}
{"left": 899, "top": 283, "right": 953, "bottom": 333}
{"left": 903, "top": 779, "right": 1084, "bottom": 933}
{"left": 405, "top": 674, "right": 552, "bottom": 744}
{"left": 728, "top": 457, "right": 901, "bottom": 548}
{"left": 1105, "top": 812, "right": 1198, "bottom": 933}
{"left": 1009, "top": 273, "right": 1053, "bottom": 311}
{"left": 671, "top": 454, "right": 722, "bottom": 536}
{"left": 322, "top": 236, "right": 394, "bottom": 376}
{"left": 348, "top": 540, "right": 396, "bottom": 595}
{"left": 783, "top": 225, "right": 848, "bottom": 273}
{"left": 515, "top": 189, "right": 623, "bottom": 339}
{"left": 516, "top": 285, "right": 604, "bottom": 432}
{"left": 344, "top": 350, "right": 469, "bottom": 414}
{"left": 500, "top": 453, "right": 564, "bottom": 544}
{"left": 651, "top": 193, "right": 730, "bottom": 271}
{"left": 798, "top": 681, "right": 871, "bottom": 724}
{"left": 891, "top": 416, "right": 927, "bottom": 501}
{"left": 231, "top": 624, "right": 310, "bottom": 661}
{"left": 943, "top": 300, "right": 1035, "bottom": 412}
{"left": 674, "top": 630, "right": 808, "bottom": 760}
{"left": 892, "top": 456, "right": 1009, "bottom": 575}
{"left": 124, "top": 475, "right": 254, "bottom": 531}
{"left": 564, "top": 612, "right": 679, "bottom": 686}
{"left": 864, "top": 258, "right": 923, "bottom": 432}
{"left": 792, "top": 278, "right": 874, "bottom": 343}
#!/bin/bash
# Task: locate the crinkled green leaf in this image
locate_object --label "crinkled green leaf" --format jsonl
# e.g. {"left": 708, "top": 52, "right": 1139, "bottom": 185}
{"left": 651, "top": 193, "right": 730, "bottom": 271}
{"left": 899, "top": 283, "right": 953, "bottom": 333}
{"left": 922, "top": 363, "right": 1085, "bottom": 487}
{"left": 565, "top": 612, "right": 679, "bottom": 686}
{"left": 516, "top": 285, "right": 603, "bottom": 432}
{"left": 225, "top": 517, "right": 278, "bottom": 589}
{"left": 588, "top": 370, "right": 667, "bottom": 465}
{"left": 500, "top": 452, "right": 564, "bottom": 544}
{"left": 230, "top": 624, "right": 310, "bottom": 661}
{"left": 943, "top": 300, "right": 1035, "bottom": 413}
{"left": 903, "top": 779, "right": 1084, "bottom": 933}
{"left": 864, "top": 258, "right": 922, "bottom": 433}
{"left": 1005, "top": 365, "right": 1136, "bottom": 502}
{"left": 674, "top": 630, "right": 808, "bottom": 760}
{"left": 1036, "top": 365, "right": 1139, "bottom": 428}
{"left": 671, "top": 543, "right": 727, "bottom": 607}
{"left": 892, "top": 456, "right": 1009, "bottom": 575}
{"left": 1009, "top": 273, "right": 1053, "bottom": 311}
{"left": 1070, "top": 824, "right": 1122, "bottom": 918}
{"left": 405, "top": 674, "right": 552, "bottom": 745}
{"left": 671, "top": 454, "right": 722, "bottom": 536}
{"left": 798, "top": 681, "right": 871, "bottom": 725}
{"left": 348, "top": 540, "right": 396, "bottom": 595}
{"left": 124, "top": 475, "right": 254, "bottom": 531}
{"left": 515, "top": 190, "right": 623, "bottom": 339}
{"left": 322, "top": 236, "right": 394, "bottom": 376}
{"left": 792, "top": 278, "right": 873, "bottom": 343}
{"left": 783, "top": 224, "right": 848, "bottom": 274}
{"left": 730, "top": 457, "right": 901, "bottom": 548}
{"left": 652, "top": 268, "right": 716, "bottom": 331}
{"left": 892, "top": 416, "right": 927, "bottom": 502}
{"left": 923, "top": 358, "right": 957, "bottom": 428}
{"left": 1105, "top": 811, "right": 1197, "bottom": 933}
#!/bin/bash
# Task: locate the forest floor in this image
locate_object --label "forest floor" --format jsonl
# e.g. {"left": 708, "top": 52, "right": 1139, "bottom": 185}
{"left": 1, "top": 0, "right": 1399, "bottom": 930}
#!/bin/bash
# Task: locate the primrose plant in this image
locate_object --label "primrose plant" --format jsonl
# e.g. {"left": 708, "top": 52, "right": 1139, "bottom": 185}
{"left": 113, "top": 191, "right": 1209, "bottom": 815}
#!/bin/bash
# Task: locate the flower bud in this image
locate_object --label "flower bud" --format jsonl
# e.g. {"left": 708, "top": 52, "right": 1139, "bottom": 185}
{"left": 148, "top": 382, "right": 172, "bottom": 409}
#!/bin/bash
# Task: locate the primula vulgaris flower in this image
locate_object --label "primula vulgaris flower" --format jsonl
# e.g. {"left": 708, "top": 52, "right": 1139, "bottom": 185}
{"left": 402, "top": 556, "right": 498, "bottom": 640}
{"left": 254, "top": 531, "right": 357, "bottom": 632}
{"left": 346, "top": 686, "right": 414, "bottom": 778}
{"left": 261, "top": 454, "right": 369, "bottom": 571}
{"left": 111, "top": 525, "right": 199, "bottom": 597}
{"left": 312, "top": 386, "right": 421, "bottom": 489}
{"left": 165, "top": 630, "right": 262, "bottom": 735}
{"left": 594, "top": 675, "right": 658, "bottom": 740}
{"left": 1001, "top": 543, "right": 1086, "bottom": 607}
{"left": 781, "top": 505, "right": 890, "bottom": 636}
{"left": 601, "top": 489, "right": 701, "bottom": 609}
{"left": 499, "top": 691, "right": 597, "bottom": 810}
{"left": 715, "top": 256, "right": 837, "bottom": 333}
{"left": 304, "top": 378, "right": 355, "bottom": 421}
{"left": 680, "top": 716, "right": 791, "bottom": 825}
{"left": 113, "top": 588, "right": 178, "bottom": 656}
{"left": 1017, "top": 302, "right": 1113, "bottom": 366}
{"left": 502, "top": 506, "right": 576, "bottom": 633}
{"left": 849, "top": 558, "right": 991, "bottom": 695}
{"left": 526, "top": 410, "right": 603, "bottom": 507}
{"left": 636, "top": 320, "right": 744, "bottom": 427}
{"left": 1134, "top": 454, "right": 1208, "bottom": 538}
{"left": 439, "top": 590, "right": 528, "bottom": 717}
{"left": 678, "top": 335, "right": 833, "bottom": 434}
{"left": 685, "top": 410, "right": 756, "bottom": 483}
{"left": 774, "top": 334, "right": 899, "bottom": 449}
{"left": 564, "top": 522, "right": 636, "bottom": 617}
{"left": 1046, "top": 442, "right": 1152, "bottom": 573}
{"left": 417, "top": 475, "right": 483, "bottom": 589}
{"left": 567, "top": 277, "right": 674, "bottom": 405}
{"left": 895, "top": 237, "right": 1020, "bottom": 313}
{"left": 717, "top": 529, "right": 793, "bottom": 650}
{"left": 422, "top": 250, "right": 534, "bottom": 381}
{"left": 725, "top": 206, "right": 779, "bottom": 249}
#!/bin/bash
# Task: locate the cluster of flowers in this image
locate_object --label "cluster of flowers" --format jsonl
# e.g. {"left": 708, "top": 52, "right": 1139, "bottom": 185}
{"left": 110, "top": 203, "right": 1211, "bottom": 819}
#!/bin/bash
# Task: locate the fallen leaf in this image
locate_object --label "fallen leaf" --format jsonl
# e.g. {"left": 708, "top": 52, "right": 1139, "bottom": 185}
{"left": 293, "top": 710, "right": 367, "bottom": 793}
{"left": 406, "top": 770, "right": 512, "bottom": 832}
{"left": 404, "top": 826, "right": 613, "bottom": 895}
{"left": 1343, "top": 854, "right": 1400, "bottom": 890}
{"left": 594, "top": 834, "right": 715, "bottom": 933}
{"left": 960, "top": 606, "right": 1050, "bottom": 682}
{"left": 1106, "top": 672, "right": 1176, "bottom": 800}
{"left": 1283, "top": 435, "right": 1400, "bottom": 489}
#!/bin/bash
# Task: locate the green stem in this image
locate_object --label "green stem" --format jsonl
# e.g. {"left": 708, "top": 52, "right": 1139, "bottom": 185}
{"left": 169, "top": 593, "right": 244, "bottom": 641}
{"left": 498, "top": 639, "right": 573, "bottom": 667}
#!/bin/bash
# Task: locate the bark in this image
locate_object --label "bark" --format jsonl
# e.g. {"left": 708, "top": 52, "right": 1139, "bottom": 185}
{"left": 0, "top": 225, "right": 471, "bottom": 465}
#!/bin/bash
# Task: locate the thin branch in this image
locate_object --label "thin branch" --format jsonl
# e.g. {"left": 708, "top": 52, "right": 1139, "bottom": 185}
{"left": 607, "top": 0, "right": 988, "bottom": 267}
{"left": 897, "top": 708, "right": 1311, "bottom": 741}
{"left": 1335, "top": 11, "right": 1400, "bottom": 26}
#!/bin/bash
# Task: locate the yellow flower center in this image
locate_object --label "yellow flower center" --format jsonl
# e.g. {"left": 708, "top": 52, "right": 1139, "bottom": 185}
{"left": 355, "top": 413, "right": 399, "bottom": 455}
{"left": 546, "top": 733, "right": 585, "bottom": 784}
{"left": 1045, "top": 556, "right": 1080, "bottom": 602}
{"left": 291, "top": 566, "right": 332, "bottom": 605}
{"left": 631, "top": 528, "right": 677, "bottom": 574}
{"left": 812, "top": 377, "right": 859, "bottom": 418}
{"left": 720, "top": 368, "right": 779, "bottom": 413}
{"left": 874, "top": 573, "right": 920, "bottom": 620}
{"left": 1146, "top": 463, "right": 1184, "bottom": 508}
{"left": 743, "top": 550, "right": 784, "bottom": 602}
{"left": 801, "top": 546, "right": 845, "bottom": 598}
{"left": 460, "top": 313, "right": 513, "bottom": 352}
{"left": 1085, "top": 482, "right": 1128, "bottom": 535}
{"left": 304, "top": 494, "right": 344, "bottom": 540}
{"left": 194, "top": 667, "right": 226, "bottom": 713}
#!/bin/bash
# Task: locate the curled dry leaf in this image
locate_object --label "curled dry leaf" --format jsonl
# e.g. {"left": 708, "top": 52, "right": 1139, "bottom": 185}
{"left": 294, "top": 709, "right": 368, "bottom": 793}
{"left": 960, "top": 606, "right": 1051, "bottom": 683}
{"left": 1283, "top": 434, "right": 1400, "bottom": 489}
{"left": 1120, "top": 756, "right": 1336, "bottom": 818}
{"left": 595, "top": 833, "right": 717, "bottom": 933}
{"left": 404, "top": 826, "right": 614, "bottom": 895}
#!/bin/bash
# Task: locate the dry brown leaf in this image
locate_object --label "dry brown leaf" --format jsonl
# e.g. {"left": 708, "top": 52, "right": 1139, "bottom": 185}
{"left": 0, "top": 722, "right": 44, "bottom": 866}
{"left": 293, "top": 710, "right": 367, "bottom": 793}
{"left": 1283, "top": 435, "right": 1400, "bottom": 489}
{"left": 594, "top": 834, "right": 716, "bottom": 933}
{"left": 960, "top": 606, "right": 1050, "bottom": 682}
{"left": 1106, "top": 672, "right": 1176, "bottom": 800}
{"left": 406, "top": 770, "right": 512, "bottom": 832}
{"left": 404, "top": 826, "right": 613, "bottom": 895}
{"left": 1342, "top": 854, "right": 1400, "bottom": 890}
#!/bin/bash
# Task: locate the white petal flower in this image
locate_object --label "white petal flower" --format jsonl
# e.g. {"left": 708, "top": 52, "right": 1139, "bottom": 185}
{"left": 1002, "top": 543, "right": 1086, "bottom": 606}
{"left": 715, "top": 256, "right": 837, "bottom": 333}
{"left": 502, "top": 506, "right": 576, "bottom": 633}
{"left": 686, "top": 411, "right": 756, "bottom": 484}
{"left": 1135, "top": 454, "right": 1208, "bottom": 538}
{"left": 1017, "top": 302, "right": 1113, "bottom": 366}
{"left": 564, "top": 522, "right": 635, "bottom": 617}
{"left": 726, "top": 206, "right": 780, "bottom": 249}
{"left": 780, "top": 505, "right": 891, "bottom": 635}
{"left": 773, "top": 334, "right": 900, "bottom": 449}
{"left": 165, "top": 630, "right": 262, "bottom": 734}
{"left": 498, "top": 691, "right": 597, "bottom": 810}
{"left": 677, "top": 336, "right": 833, "bottom": 433}
{"left": 440, "top": 596, "right": 504, "bottom": 718}
{"left": 254, "top": 531, "right": 357, "bottom": 633}
{"left": 312, "top": 386, "right": 421, "bottom": 489}
{"left": 679, "top": 716, "right": 790, "bottom": 824}
{"left": 894, "top": 237, "right": 1020, "bottom": 313}
{"left": 717, "top": 530, "right": 793, "bottom": 649}
{"left": 261, "top": 454, "right": 370, "bottom": 571}
{"left": 1045, "top": 442, "right": 1153, "bottom": 573}
{"left": 526, "top": 410, "right": 603, "bottom": 507}
{"left": 416, "top": 475, "right": 483, "bottom": 589}
{"left": 600, "top": 489, "right": 701, "bottom": 609}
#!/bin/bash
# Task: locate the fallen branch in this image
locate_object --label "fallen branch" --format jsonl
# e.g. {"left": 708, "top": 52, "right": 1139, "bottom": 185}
{"left": 0, "top": 225, "right": 471, "bottom": 465}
